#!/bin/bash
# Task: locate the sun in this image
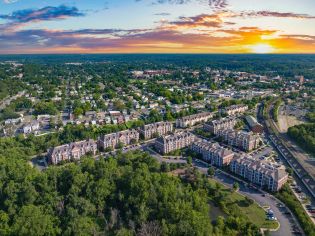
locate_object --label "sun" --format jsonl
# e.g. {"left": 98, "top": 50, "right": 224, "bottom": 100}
{"left": 249, "top": 43, "right": 275, "bottom": 54}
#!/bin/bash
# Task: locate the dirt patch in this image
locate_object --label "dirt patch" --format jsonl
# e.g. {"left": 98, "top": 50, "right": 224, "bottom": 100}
{"left": 277, "top": 106, "right": 305, "bottom": 133}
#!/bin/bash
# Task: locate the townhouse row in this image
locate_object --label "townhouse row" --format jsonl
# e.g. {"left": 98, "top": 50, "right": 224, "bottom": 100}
{"left": 220, "top": 104, "right": 248, "bottom": 116}
{"left": 176, "top": 112, "right": 213, "bottom": 128}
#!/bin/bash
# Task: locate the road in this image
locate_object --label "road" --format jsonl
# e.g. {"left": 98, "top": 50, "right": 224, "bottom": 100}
{"left": 137, "top": 147, "right": 302, "bottom": 236}
{"left": 193, "top": 160, "right": 303, "bottom": 236}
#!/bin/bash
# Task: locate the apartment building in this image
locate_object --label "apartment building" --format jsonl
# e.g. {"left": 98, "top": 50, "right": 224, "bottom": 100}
{"left": 155, "top": 131, "right": 195, "bottom": 154}
{"left": 204, "top": 117, "right": 237, "bottom": 135}
{"left": 230, "top": 155, "right": 288, "bottom": 191}
{"left": 217, "top": 129, "right": 261, "bottom": 151}
{"left": 98, "top": 129, "right": 139, "bottom": 150}
{"left": 221, "top": 104, "right": 248, "bottom": 116}
{"left": 47, "top": 139, "right": 97, "bottom": 165}
{"left": 176, "top": 112, "right": 213, "bottom": 128}
{"left": 191, "top": 141, "right": 234, "bottom": 166}
{"left": 140, "top": 121, "right": 173, "bottom": 140}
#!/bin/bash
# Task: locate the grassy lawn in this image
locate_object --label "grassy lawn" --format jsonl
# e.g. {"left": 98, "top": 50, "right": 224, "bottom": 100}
{"left": 208, "top": 178, "right": 279, "bottom": 230}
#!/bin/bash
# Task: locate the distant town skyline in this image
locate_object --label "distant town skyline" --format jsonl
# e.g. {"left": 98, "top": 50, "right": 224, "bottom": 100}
{"left": 1, "top": 0, "right": 315, "bottom": 54}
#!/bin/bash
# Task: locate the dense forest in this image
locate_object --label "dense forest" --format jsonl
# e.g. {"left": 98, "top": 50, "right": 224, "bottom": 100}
{"left": 288, "top": 123, "right": 315, "bottom": 155}
{"left": 0, "top": 151, "right": 261, "bottom": 236}
{"left": 1, "top": 54, "right": 315, "bottom": 80}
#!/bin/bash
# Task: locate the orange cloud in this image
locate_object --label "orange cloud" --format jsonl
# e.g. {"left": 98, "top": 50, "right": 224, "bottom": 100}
{"left": 1, "top": 10, "right": 315, "bottom": 54}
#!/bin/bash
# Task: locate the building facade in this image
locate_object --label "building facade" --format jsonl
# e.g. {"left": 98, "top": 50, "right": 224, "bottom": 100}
{"left": 98, "top": 129, "right": 139, "bottom": 150}
{"left": 204, "top": 117, "right": 237, "bottom": 135}
{"left": 245, "top": 115, "right": 264, "bottom": 133}
{"left": 47, "top": 139, "right": 97, "bottom": 165}
{"left": 176, "top": 112, "right": 213, "bottom": 128}
{"left": 191, "top": 141, "right": 234, "bottom": 166}
{"left": 230, "top": 155, "right": 288, "bottom": 191}
{"left": 216, "top": 129, "right": 261, "bottom": 151}
{"left": 155, "top": 131, "right": 195, "bottom": 154}
{"left": 140, "top": 121, "right": 173, "bottom": 140}
{"left": 221, "top": 104, "right": 248, "bottom": 116}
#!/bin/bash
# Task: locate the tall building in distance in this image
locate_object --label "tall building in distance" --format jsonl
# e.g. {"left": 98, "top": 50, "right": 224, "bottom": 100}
{"left": 47, "top": 139, "right": 97, "bottom": 165}
{"left": 155, "top": 131, "right": 195, "bottom": 154}
{"left": 204, "top": 117, "right": 237, "bottom": 135}
{"left": 140, "top": 121, "right": 173, "bottom": 140}
{"left": 98, "top": 129, "right": 139, "bottom": 150}
{"left": 230, "top": 155, "right": 288, "bottom": 191}
{"left": 191, "top": 141, "right": 234, "bottom": 167}
{"left": 176, "top": 112, "right": 213, "bottom": 128}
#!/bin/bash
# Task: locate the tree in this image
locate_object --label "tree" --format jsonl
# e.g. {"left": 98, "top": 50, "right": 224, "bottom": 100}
{"left": 160, "top": 162, "right": 170, "bottom": 172}
{"left": 137, "top": 221, "right": 162, "bottom": 236}
{"left": 104, "top": 146, "right": 114, "bottom": 152}
{"left": 130, "top": 138, "right": 137, "bottom": 145}
{"left": 245, "top": 196, "right": 254, "bottom": 205}
{"left": 0, "top": 211, "right": 10, "bottom": 236}
{"left": 117, "top": 141, "right": 124, "bottom": 149}
{"left": 34, "top": 101, "right": 58, "bottom": 115}
{"left": 286, "top": 167, "right": 293, "bottom": 176}
{"left": 187, "top": 156, "right": 192, "bottom": 165}
{"left": 12, "top": 205, "right": 59, "bottom": 236}
{"left": 207, "top": 167, "right": 215, "bottom": 177}
{"left": 65, "top": 216, "right": 99, "bottom": 236}
{"left": 73, "top": 107, "right": 84, "bottom": 117}
{"left": 232, "top": 182, "right": 239, "bottom": 192}
{"left": 165, "top": 111, "right": 174, "bottom": 121}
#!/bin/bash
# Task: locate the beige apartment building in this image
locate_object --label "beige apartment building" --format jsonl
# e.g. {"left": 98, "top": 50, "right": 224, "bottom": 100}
{"left": 204, "top": 117, "right": 237, "bottom": 135}
{"left": 176, "top": 112, "right": 213, "bottom": 128}
{"left": 216, "top": 129, "right": 261, "bottom": 151}
{"left": 98, "top": 129, "right": 139, "bottom": 150}
{"left": 221, "top": 104, "right": 248, "bottom": 116}
{"left": 155, "top": 131, "right": 195, "bottom": 154}
{"left": 47, "top": 139, "right": 97, "bottom": 165}
{"left": 230, "top": 155, "right": 288, "bottom": 191}
{"left": 140, "top": 121, "right": 173, "bottom": 140}
{"left": 191, "top": 141, "right": 234, "bottom": 166}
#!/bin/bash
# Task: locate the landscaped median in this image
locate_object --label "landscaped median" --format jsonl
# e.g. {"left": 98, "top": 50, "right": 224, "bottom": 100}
{"left": 207, "top": 178, "right": 280, "bottom": 231}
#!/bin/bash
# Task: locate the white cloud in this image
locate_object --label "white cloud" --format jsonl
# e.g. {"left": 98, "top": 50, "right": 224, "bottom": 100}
{"left": 3, "top": 0, "right": 19, "bottom": 4}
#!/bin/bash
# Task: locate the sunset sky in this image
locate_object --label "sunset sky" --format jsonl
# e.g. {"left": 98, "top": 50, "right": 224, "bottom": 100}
{"left": 0, "top": 0, "right": 315, "bottom": 54}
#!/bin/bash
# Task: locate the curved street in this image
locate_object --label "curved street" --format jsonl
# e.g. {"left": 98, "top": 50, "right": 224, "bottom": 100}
{"left": 194, "top": 160, "right": 303, "bottom": 236}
